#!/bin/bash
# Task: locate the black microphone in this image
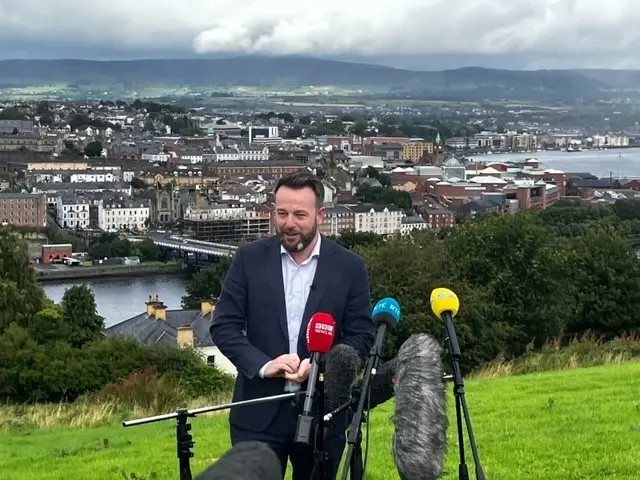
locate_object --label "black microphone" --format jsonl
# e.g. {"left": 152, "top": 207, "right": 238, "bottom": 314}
{"left": 392, "top": 334, "right": 448, "bottom": 480}
{"left": 323, "top": 343, "right": 360, "bottom": 420}
{"left": 195, "top": 441, "right": 282, "bottom": 480}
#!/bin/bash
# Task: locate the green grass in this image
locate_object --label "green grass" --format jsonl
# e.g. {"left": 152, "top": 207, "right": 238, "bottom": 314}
{"left": 2, "top": 363, "right": 640, "bottom": 479}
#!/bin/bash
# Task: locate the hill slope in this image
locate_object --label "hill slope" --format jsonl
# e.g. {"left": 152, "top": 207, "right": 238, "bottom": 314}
{"left": 0, "top": 56, "right": 626, "bottom": 101}
{"left": 1, "top": 362, "right": 639, "bottom": 479}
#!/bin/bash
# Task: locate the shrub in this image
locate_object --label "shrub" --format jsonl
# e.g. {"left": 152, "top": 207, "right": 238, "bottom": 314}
{"left": 474, "top": 332, "right": 640, "bottom": 378}
{"left": 91, "top": 366, "right": 188, "bottom": 412}
{"left": 0, "top": 324, "right": 234, "bottom": 404}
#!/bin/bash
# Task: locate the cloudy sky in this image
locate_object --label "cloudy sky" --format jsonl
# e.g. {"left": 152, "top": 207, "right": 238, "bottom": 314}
{"left": 0, "top": 0, "right": 636, "bottom": 70}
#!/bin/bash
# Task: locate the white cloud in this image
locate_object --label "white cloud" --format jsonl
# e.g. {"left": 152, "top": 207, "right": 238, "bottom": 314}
{"left": 1, "top": 0, "right": 639, "bottom": 67}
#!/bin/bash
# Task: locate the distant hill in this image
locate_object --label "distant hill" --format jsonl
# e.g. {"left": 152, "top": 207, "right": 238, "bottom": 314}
{"left": 0, "top": 56, "right": 633, "bottom": 102}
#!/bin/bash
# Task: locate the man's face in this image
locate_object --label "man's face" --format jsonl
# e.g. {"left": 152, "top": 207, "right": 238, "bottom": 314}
{"left": 275, "top": 186, "right": 325, "bottom": 253}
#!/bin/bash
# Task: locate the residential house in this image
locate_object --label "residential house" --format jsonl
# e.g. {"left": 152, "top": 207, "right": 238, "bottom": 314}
{"left": 103, "top": 297, "right": 237, "bottom": 376}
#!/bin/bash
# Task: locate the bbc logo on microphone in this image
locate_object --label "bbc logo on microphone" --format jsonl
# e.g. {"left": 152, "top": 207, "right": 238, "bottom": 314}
{"left": 315, "top": 323, "right": 335, "bottom": 335}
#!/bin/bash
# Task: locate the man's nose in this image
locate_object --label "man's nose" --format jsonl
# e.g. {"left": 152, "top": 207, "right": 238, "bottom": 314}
{"left": 284, "top": 214, "right": 296, "bottom": 228}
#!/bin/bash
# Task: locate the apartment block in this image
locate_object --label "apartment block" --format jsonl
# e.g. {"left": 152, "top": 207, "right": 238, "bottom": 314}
{"left": 0, "top": 193, "right": 47, "bottom": 228}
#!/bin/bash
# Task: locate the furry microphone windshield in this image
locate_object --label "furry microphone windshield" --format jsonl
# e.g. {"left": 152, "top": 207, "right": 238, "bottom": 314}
{"left": 392, "top": 333, "right": 448, "bottom": 480}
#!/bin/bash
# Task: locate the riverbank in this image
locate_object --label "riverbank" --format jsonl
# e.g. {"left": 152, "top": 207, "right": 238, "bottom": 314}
{"left": 36, "top": 261, "right": 184, "bottom": 282}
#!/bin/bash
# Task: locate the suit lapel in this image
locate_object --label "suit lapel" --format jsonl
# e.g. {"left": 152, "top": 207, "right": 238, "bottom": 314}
{"left": 298, "top": 239, "right": 335, "bottom": 353}
{"left": 265, "top": 237, "right": 289, "bottom": 342}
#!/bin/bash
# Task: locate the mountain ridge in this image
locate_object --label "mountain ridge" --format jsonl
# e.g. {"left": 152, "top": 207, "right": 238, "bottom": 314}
{"left": 0, "top": 56, "right": 637, "bottom": 101}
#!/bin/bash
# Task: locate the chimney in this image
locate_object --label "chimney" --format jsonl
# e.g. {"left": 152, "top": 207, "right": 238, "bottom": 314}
{"left": 154, "top": 302, "right": 167, "bottom": 321}
{"left": 146, "top": 294, "right": 166, "bottom": 320}
{"left": 200, "top": 299, "right": 216, "bottom": 316}
{"left": 177, "top": 325, "right": 194, "bottom": 348}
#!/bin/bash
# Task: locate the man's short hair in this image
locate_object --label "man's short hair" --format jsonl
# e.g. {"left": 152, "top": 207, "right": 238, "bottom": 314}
{"left": 274, "top": 170, "right": 325, "bottom": 208}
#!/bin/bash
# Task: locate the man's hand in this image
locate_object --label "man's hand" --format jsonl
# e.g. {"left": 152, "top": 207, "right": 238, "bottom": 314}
{"left": 285, "top": 358, "right": 311, "bottom": 383}
{"left": 263, "top": 353, "right": 301, "bottom": 379}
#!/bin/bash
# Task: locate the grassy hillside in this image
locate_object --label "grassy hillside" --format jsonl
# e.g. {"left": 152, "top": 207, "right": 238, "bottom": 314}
{"left": 0, "top": 56, "right": 621, "bottom": 102}
{"left": 1, "top": 362, "right": 638, "bottom": 479}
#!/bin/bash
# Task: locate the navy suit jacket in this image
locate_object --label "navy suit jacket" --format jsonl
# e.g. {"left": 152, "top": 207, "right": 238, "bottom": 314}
{"left": 209, "top": 235, "right": 375, "bottom": 433}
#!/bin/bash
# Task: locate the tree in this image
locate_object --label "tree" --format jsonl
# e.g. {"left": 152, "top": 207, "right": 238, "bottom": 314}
{"left": 60, "top": 284, "right": 104, "bottom": 348}
{"left": 134, "top": 238, "right": 160, "bottom": 262}
{"left": 444, "top": 213, "right": 570, "bottom": 357}
{"left": 182, "top": 258, "right": 233, "bottom": 309}
{"left": 84, "top": 140, "right": 103, "bottom": 157}
{"left": 28, "top": 306, "right": 70, "bottom": 344}
{"left": 563, "top": 229, "right": 640, "bottom": 339}
{"left": 131, "top": 177, "right": 146, "bottom": 189}
{"left": 0, "top": 229, "right": 47, "bottom": 334}
{"left": 285, "top": 125, "right": 303, "bottom": 139}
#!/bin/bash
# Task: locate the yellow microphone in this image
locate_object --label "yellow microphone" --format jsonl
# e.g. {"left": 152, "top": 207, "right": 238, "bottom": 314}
{"left": 429, "top": 287, "right": 487, "bottom": 480}
{"left": 430, "top": 287, "right": 459, "bottom": 321}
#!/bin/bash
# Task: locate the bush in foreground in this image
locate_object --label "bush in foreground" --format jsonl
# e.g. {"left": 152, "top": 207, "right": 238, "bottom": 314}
{"left": 0, "top": 324, "right": 234, "bottom": 404}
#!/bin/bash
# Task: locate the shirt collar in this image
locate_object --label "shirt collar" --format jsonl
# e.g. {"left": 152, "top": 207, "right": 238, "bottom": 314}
{"left": 281, "top": 233, "right": 322, "bottom": 263}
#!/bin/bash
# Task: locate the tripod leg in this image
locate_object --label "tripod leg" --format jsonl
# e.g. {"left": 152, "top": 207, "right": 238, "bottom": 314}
{"left": 459, "top": 395, "right": 486, "bottom": 480}
{"left": 176, "top": 411, "right": 194, "bottom": 480}
{"left": 454, "top": 392, "right": 469, "bottom": 480}
{"left": 349, "top": 424, "right": 364, "bottom": 480}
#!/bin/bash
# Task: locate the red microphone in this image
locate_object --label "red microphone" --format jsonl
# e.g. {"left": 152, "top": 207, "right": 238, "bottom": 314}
{"left": 294, "top": 313, "right": 337, "bottom": 445}
{"left": 306, "top": 312, "right": 337, "bottom": 354}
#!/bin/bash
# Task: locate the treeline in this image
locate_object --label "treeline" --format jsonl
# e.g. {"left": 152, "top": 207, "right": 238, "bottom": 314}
{"left": 355, "top": 198, "right": 640, "bottom": 372}
{"left": 0, "top": 229, "right": 232, "bottom": 404}
{"left": 87, "top": 233, "right": 159, "bottom": 261}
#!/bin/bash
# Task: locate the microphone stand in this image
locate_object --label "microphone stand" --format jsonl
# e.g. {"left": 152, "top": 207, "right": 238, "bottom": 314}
{"left": 341, "top": 325, "right": 388, "bottom": 480}
{"left": 314, "top": 362, "right": 327, "bottom": 480}
{"left": 123, "top": 391, "right": 307, "bottom": 480}
{"left": 324, "top": 388, "right": 365, "bottom": 480}
{"left": 443, "top": 313, "right": 486, "bottom": 480}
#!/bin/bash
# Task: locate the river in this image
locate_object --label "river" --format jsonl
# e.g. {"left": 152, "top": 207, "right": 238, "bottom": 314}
{"left": 42, "top": 148, "right": 640, "bottom": 327}
{"left": 468, "top": 147, "right": 640, "bottom": 178}
{"left": 43, "top": 275, "right": 189, "bottom": 328}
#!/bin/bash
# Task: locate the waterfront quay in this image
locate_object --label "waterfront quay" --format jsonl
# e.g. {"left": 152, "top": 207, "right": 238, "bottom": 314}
{"left": 36, "top": 261, "right": 184, "bottom": 282}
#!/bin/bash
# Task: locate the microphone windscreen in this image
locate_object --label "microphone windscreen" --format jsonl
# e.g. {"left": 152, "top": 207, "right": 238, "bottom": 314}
{"left": 195, "top": 441, "right": 282, "bottom": 480}
{"left": 393, "top": 334, "right": 448, "bottom": 480}
{"left": 324, "top": 343, "right": 359, "bottom": 412}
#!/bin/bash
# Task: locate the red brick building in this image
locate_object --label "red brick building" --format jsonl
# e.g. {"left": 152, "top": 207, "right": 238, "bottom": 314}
{"left": 0, "top": 192, "right": 47, "bottom": 228}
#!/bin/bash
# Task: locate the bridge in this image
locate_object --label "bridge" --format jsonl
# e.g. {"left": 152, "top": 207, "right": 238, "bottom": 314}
{"left": 146, "top": 232, "right": 239, "bottom": 257}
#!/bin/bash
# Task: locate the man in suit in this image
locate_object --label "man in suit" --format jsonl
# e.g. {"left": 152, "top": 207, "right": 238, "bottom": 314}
{"left": 210, "top": 170, "right": 375, "bottom": 480}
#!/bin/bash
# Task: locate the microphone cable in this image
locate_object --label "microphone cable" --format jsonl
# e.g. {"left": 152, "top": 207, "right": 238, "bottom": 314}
{"left": 361, "top": 384, "right": 372, "bottom": 479}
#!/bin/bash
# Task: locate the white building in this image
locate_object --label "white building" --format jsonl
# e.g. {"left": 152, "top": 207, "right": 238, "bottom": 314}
{"left": 141, "top": 149, "right": 172, "bottom": 163}
{"left": 237, "top": 145, "right": 270, "bottom": 161}
{"left": 400, "top": 216, "right": 428, "bottom": 235}
{"left": 590, "top": 134, "right": 630, "bottom": 147}
{"left": 213, "top": 147, "right": 241, "bottom": 162}
{"left": 220, "top": 187, "right": 267, "bottom": 204}
{"left": 56, "top": 196, "right": 91, "bottom": 229}
{"left": 98, "top": 197, "right": 151, "bottom": 232}
{"left": 184, "top": 203, "right": 246, "bottom": 220}
{"left": 249, "top": 125, "right": 280, "bottom": 143}
{"left": 351, "top": 204, "right": 404, "bottom": 235}
{"left": 70, "top": 171, "right": 117, "bottom": 183}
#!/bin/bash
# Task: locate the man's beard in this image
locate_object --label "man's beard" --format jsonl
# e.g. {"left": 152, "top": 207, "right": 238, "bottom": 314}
{"left": 278, "top": 223, "right": 318, "bottom": 253}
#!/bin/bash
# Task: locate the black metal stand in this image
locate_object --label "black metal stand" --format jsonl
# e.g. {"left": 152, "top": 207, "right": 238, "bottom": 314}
{"left": 444, "top": 315, "right": 486, "bottom": 480}
{"left": 340, "top": 323, "right": 388, "bottom": 480}
{"left": 315, "top": 368, "right": 326, "bottom": 480}
{"left": 324, "top": 393, "right": 365, "bottom": 480}
{"left": 177, "top": 410, "right": 195, "bottom": 480}
{"left": 123, "top": 391, "right": 306, "bottom": 480}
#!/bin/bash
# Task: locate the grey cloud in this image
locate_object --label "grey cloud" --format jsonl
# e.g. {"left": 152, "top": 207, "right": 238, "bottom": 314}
{"left": 0, "top": 0, "right": 638, "bottom": 69}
